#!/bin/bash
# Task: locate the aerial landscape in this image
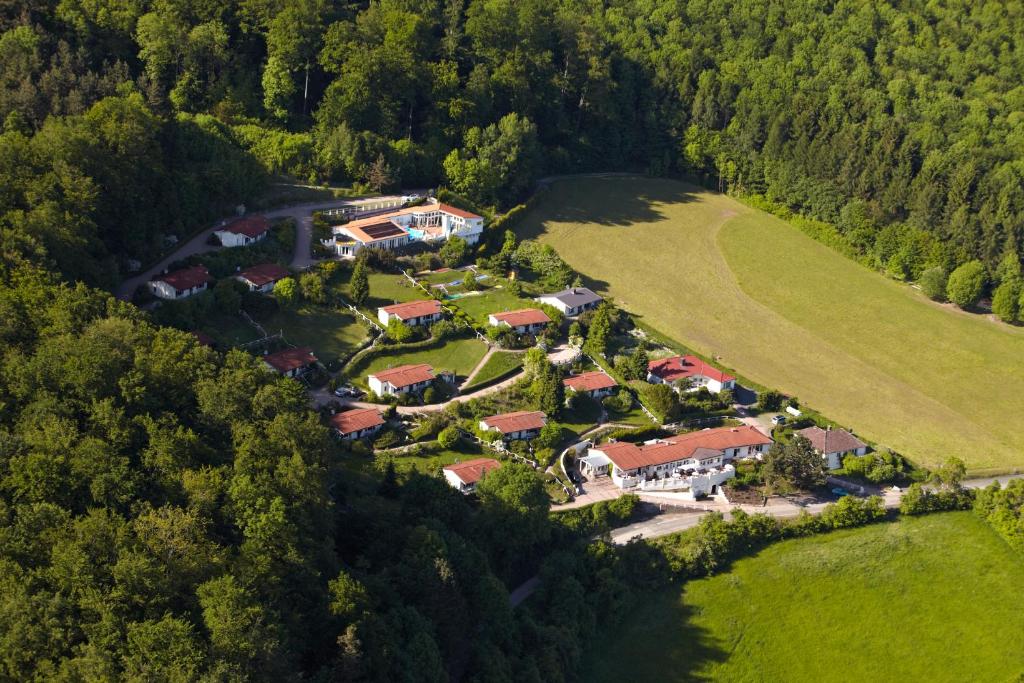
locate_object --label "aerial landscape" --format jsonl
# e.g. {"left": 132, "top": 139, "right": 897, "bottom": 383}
{"left": 1, "top": 1, "right": 1023, "bottom": 681}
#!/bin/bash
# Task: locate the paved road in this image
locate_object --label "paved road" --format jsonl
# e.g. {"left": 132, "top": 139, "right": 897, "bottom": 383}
{"left": 115, "top": 194, "right": 410, "bottom": 301}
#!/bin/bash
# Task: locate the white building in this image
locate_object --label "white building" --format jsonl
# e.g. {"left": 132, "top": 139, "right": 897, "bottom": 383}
{"left": 647, "top": 355, "right": 737, "bottom": 394}
{"left": 325, "top": 201, "right": 484, "bottom": 257}
{"left": 443, "top": 458, "right": 501, "bottom": 494}
{"left": 329, "top": 407, "right": 385, "bottom": 441}
{"left": 479, "top": 411, "right": 547, "bottom": 441}
{"left": 796, "top": 426, "right": 869, "bottom": 470}
{"left": 149, "top": 265, "right": 212, "bottom": 300}
{"left": 586, "top": 425, "right": 772, "bottom": 498}
{"left": 563, "top": 371, "right": 618, "bottom": 399}
{"left": 368, "top": 363, "right": 436, "bottom": 396}
{"left": 262, "top": 347, "right": 318, "bottom": 378}
{"left": 487, "top": 308, "right": 551, "bottom": 334}
{"left": 377, "top": 299, "right": 444, "bottom": 327}
{"left": 214, "top": 216, "right": 270, "bottom": 247}
{"left": 535, "top": 287, "right": 602, "bottom": 317}
{"left": 236, "top": 263, "right": 291, "bottom": 293}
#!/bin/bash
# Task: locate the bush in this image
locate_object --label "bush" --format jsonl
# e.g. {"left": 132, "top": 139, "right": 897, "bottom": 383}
{"left": 946, "top": 260, "right": 987, "bottom": 309}
{"left": 900, "top": 483, "right": 974, "bottom": 515}
{"left": 602, "top": 389, "right": 634, "bottom": 413}
{"left": 991, "top": 277, "right": 1021, "bottom": 323}
{"left": 437, "top": 426, "right": 460, "bottom": 449}
{"left": 818, "top": 496, "right": 886, "bottom": 529}
{"left": 756, "top": 390, "right": 784, "bottom": 412}
{"left": 373, "top": 428, "right": 403, "bottom": 450}
{"left": 919, "top": 267, "right": 948, "bottom": 301}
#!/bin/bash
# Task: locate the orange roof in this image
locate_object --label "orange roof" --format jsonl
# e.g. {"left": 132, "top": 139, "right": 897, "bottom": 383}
{"left": 597, "top": 426, "right": 772, "bottom": 470}
{"left": 648, "top": 355, "right": 735, "bottom": 384}
{"left": 345, "top": 202, "right": 482, "bottom": 227}
{"left": 379, "top": 299, "right": 442, "bottom": 320}
{"left": 263, "top": 346, "right": 317, "bottom": 373}
{"left": 491, "top": 308, "right": 551, "bottom": 327}
{"left": 563, "top": 371, "right": 618, "bottom": 393}
{"left": 433, "top": 202, "right": 480, "bottom": 219}
{"left": 481, "top": 410, "right": 546, "bottom": 434}
{"left": 154, "top": 265, "right": 211, "bottom": 291}
{"left": 444, "top": 458, "right": 501, "bottom": 485}
{"left": 329, "top": 407, "right": 384, "bottom": 435}
{"left": 370, "top": 363, "right": 435, "bottom": 388}
{"left": 221, "top": 216, "right": 270, "bottom": 238}
{"left": 238, "top": 263, "right": 290, "bottom": 287}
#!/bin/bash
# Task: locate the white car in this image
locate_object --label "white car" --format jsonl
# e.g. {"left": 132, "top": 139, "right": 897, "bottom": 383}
{"left": 771, "top": 415, "right": 787, "bottom": 426}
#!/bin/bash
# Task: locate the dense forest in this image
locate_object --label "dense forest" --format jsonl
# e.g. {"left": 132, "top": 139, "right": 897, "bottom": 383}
{"left": 1, "top": 0, "right": 1023, "bottom": 291}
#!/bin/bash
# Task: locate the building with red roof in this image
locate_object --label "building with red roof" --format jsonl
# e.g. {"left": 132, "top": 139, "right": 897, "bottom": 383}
{"left": 587, "top": 425, "right": 772, "bottom": 495}
{"left": 329, "top": 407, "right": 385, "bottom": 441}
{"left": 443, "top": 458, "right": 501, "bottom": 493}
{"left": 214, "top": 216, "right": 271, "bottom": 247}
{"left": 487, "top": 308, "right": 551, "bottom": 334}
{"left": 236, "top": 263, "right": 291, "bottom": 292}
{"left": 563, "top": 370, "right": 618, "bottom": 398}
{"left": 377, "top": 299, "right": 444, "bottom": 327}
{"left": 325, "top": 200, "right": 484, "bottom": 257}
{"left": 263, "top": 347, "right": 318, "bottom": 377}
{"left": 150, "top": 265, "right": 212, "bottom": 300}
{"left": 647, "top": 355, "right": 737, "bottom": 394}
{"left": 797, "top": 426, "right": 869, "bottom": 470}
{"left": 479, "top": 411, "right": 547, "bottom": 441}
{"left": 368, "top": 364, "right": 436, "bottom": 396}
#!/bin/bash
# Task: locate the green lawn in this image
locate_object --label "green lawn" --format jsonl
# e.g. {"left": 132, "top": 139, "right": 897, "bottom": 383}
{"left": 258, "top": 306, "right": 370, "bottom": 363}
{"left": 332, "top": 270, "right": 426, "bottom": 311}
{"left": 199, "top": 313, "right": 261, "bottom": 347}
{"left": 586, "top": 512, "right": 1024, "bottom": 682}
{"left": 463, "top": 351, "right": 524, "bottom": 390}
{"left": 518, "top": 176, "right": 1024, "bottom": 472}
{"left": 445, "top": 281, "right": 538, "bottom": 326}
{"left": 346, "top": 337, "right": 489, "bottom": 388}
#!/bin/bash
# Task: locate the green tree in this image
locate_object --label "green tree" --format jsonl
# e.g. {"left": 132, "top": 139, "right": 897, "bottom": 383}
{"left": 918, "top": 267, "right": 948, "bottom": 301}
{"left": 386, "top": 317, "right": 413, "bottom": 342}
{"left": 299, "top": 271, "right": 325, "bottom": 304}
{"left": 763, "top": 435, "right": 825, "bottom": 492}
{"left": 349, "top": 258, "right": 369, "bottom": 307}
{"left": 946, "top": 260, "right": 987, "bottom": 309}
{"left": 439, "top": 236, "right": 469, "bottom": 268}
{"left": 991, "top": 277, "right": 1020, "bottom": 323}
{"left": 273, "top": 276, "right": 299, "bottom": 307}
{"left": 443, "top": 113, "right": 540, "bottom": 207}
{"left": 583, "top": 303, "right": 613, "bottom": 358}
{"left": 437, "top": 425, "right": 460, "bottom": 449}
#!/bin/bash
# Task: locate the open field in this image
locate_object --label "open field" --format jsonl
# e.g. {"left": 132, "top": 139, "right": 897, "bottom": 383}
{"left": 445, "top": 281, "right": 538, "bottom": 325}
{"left": 463, "top": 351, "right": 524, "bottom": 390}
{"left": 259, "top": 306, "right": 370, "bottom": 363}
{"left": 345, "top": 337, "right": 489, "bottom": 388}
{"left": 199, "top": 313, "right": 260, "bottom": 347}
{"left": 585, "top": 512, "right": 1024, "bottom": 682}
{"left": 518, "top": 176, "right": 1024, "bottom": 472}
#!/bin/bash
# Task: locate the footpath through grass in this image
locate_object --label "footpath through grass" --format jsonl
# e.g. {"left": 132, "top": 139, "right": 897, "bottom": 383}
{"left": 345, "top": 337, "right": 488, "bottom": 388}
{"left": 518, "top": 176, "right": 1024, "bottom": 472}
{"left": 585, "top": 512, "right": 1024, "bottom": 682}
{"left": 463, "top": 351, "right": 524, "bottom": 390}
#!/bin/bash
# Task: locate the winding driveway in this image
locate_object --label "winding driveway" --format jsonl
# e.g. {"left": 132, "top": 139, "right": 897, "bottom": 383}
{"left": 115, "top": 194, "right": 411, "bottom": 301}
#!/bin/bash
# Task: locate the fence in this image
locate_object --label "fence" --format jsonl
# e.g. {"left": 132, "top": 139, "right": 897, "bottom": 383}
{"left": 319, "top": 198, "right": 405, "bottom": 221}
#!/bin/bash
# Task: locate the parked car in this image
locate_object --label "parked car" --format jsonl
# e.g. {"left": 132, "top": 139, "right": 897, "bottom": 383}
{"left": 334, "top": 384, "right": 362, "bottom": 398}
{"left": 771, "top": 415, "right": 787, "bottom": 425}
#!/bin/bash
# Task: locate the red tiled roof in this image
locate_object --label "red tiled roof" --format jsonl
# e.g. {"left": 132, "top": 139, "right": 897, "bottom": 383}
{"left": 481, "top": 410, "right": 546, "bottom": 434}
{"left": 263, "top": 346, "right": 317, "bottom": 373}
{"left": 370, "top": 363, "right": 435, "bottom": 388}
{"left": 435, "top": 202, "right": 481, "bottom": 219}
{"left": 597, "top": 426, "right": 772, "bottom": 470}
{"left": 221, "top": 216, "right": 270, "bottom": 238}
{"left": 329, "top": 407, "right": 384, "bottom": 435}
{"left": 154, "top": 265, "right": 211, "bottom": 292}
{"left": 379, "top": 299, "right": 442, "bottom": 320}
{"left": 238, "top": 263, "right": 290, "bottom": 287}
{"left": 444, "top": 458, "right": 501, "bottom": 485}
{"left": 491, "top": 308, "right": 551, "bottom": 327}
{"left": 647, "top": 355, "right": 735, "bottom": 384}
{"left": 797, "top": 427, "right": 867, "bottom": 454}
{"left": 563, "top": 371, "right": 618, "bottom": 393}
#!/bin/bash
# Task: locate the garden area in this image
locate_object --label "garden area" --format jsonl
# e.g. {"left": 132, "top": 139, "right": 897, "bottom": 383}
{"left": 255, "top": 305, "right": 372, "bottom": 366}
{"left": 344, "top": 336, "right": 489, "bottom": 390}
{"left": 462, "top": 351, "right": 524, "bottom": 391}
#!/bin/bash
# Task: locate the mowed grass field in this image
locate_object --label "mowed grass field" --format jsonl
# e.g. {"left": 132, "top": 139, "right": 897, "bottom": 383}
{"left": 259, "top": 306, "right": 370, "bottom": 363}
{"left": 585, "top": 513, "right": 1024, "bottom": 682}
{"left": 518, "top": 176, "right": 1024, "bottom": 472}
{"left": 345, "top": 337, "right": 489, "bottom": 389}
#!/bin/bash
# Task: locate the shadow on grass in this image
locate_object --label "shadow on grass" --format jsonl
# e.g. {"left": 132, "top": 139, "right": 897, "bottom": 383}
{"left": 584, "top": 587, "right": 729, "bottom": 682}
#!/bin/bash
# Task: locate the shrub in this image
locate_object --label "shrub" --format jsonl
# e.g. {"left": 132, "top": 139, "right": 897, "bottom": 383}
{"left": 437, "top": 426, "right": 460, "bottom": 449}
{"left": 756, "top": 390, "right": 784, "bottom": 412}
{"left": 946, "top": 260, "right": 987, "bottom": 309}
{"left": 918, "top": 267, "right": 948, "bottom": 301}
{"left": 991, "top": 277, "right": 1021, "bottom": 323}
{"left": 818, "top": 496, "right": 886, "bottom": 529}
{"left": 900, "top": 483, "right": 974, "bottom": 515}
{"left": 602, "top": 389, "right": 634, "bottom": 413}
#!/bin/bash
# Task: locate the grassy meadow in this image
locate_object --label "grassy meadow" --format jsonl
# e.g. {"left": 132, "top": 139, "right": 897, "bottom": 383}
{"left": 345, "top": 337, "right": 489, "bottom": 388}
{"left": 463, "top": 350, "right": 524, "bottom": 390}
{"left": 585, "top": 512, "right": 1024, "bottom": 682}
{"left": 259, "top": 306, "right": 370, "bottom": 363}
{"left": 517, "top": 176, "right": 1024, "bottom": 472}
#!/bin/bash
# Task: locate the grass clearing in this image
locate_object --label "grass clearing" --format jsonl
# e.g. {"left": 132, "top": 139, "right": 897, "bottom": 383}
{"left": 259, "top": 306, "right": 370, "bottom": 363}
{"left": 518, "top": 176, "right": 1024, "bottom": 472}
{"left": 463, "top": 351, "right": 524, "bottom": 390}
{"left": 345, "top": 337, "right": 489, "bottom": 388}
{"left": 584, "top": 512, "right": 1024, "bottom": 682}
{"left": 445, "top": 281, "right": 538, "bottom": 325}
{"left": 199, "top": 313, "right": 261, "bottom": 347}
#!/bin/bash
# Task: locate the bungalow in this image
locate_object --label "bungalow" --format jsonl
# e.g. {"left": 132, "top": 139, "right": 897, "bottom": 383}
{"left": 368, "top": 363, "right": 436, "bottom": 396}
{"left": 563, "top": 371, "right": 618, "bottom": 398}
{"left": 150, "top": 265, "right": 212, "bottom": 300}
{"left": 329, "top": 218, "right": 411, "bottom": 257}
{"left": 535, "top": 287, "right": 602, "bottom": 317}
{"left": 325, "top": 201, "right": 485, "bottom": 257}
{"left": 330, "top": 407, "right": 385, "bottom": 441}
{"left": 647, "top": 355, "right": 736, "bottom": 394}
{"left": 797, "top": 426, "right": 869, "bottom": 470}
{"left": 443, "top": 458, "right": 501, "bottom": 494}
{"left": 236, "top": 263, "right": 291, "bottom": 293}
{"left": 214, "top": 216, "right": 270, "bottom": 247}
{"left": 488, "top": 308, "right": 551, "bottom": 334}
{"left": 263, "top": 346, "right": 318, "bottom": 378}
{"left": 479, "top": 410, "right": 547, "bottom": 441}
{"left": 377, "top": 299, "right": 444, "bottom": 327}
{"left": 587, "top": 425, "right": 772, "bottom": 496}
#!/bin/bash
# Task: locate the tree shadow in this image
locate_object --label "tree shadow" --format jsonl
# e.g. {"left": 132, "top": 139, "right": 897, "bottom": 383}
{"left": 517, "top": 176, "right": 700, "bottom": 240}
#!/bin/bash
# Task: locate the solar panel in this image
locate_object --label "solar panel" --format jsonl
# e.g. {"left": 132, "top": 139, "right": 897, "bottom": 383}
{"left": 361, "top": 221, "right": 406, "bottom": 239}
